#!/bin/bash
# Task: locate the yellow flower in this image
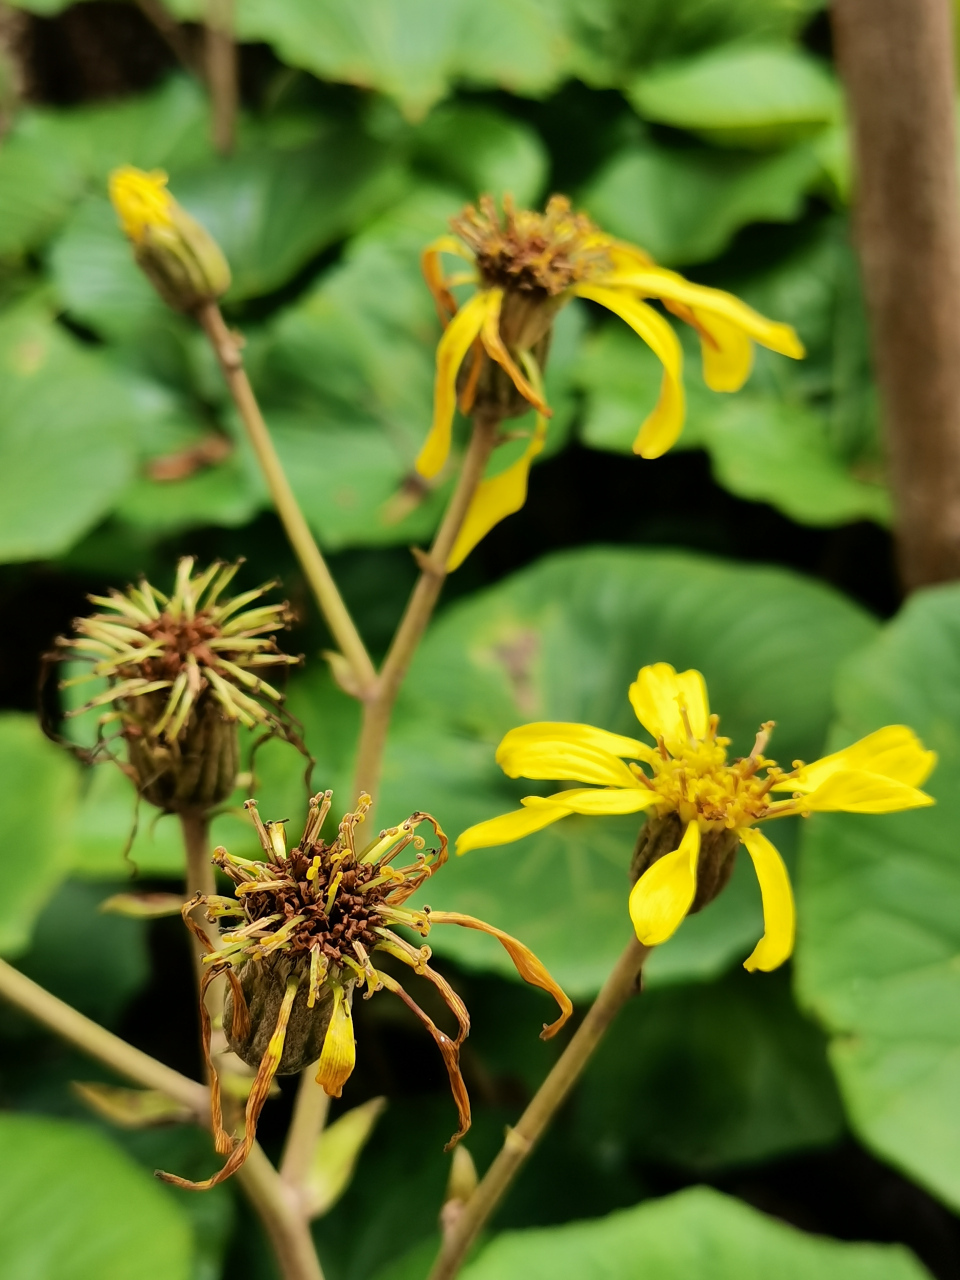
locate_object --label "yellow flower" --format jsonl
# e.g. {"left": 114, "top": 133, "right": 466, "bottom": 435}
{"left": 108, "top": 165, "right": 231, "bottom": 312}
{"left": 457, "top": 663, "right": 935, "bottom": 973}
{"left": 418, "top": 196, "right": 804, "bottom": 568}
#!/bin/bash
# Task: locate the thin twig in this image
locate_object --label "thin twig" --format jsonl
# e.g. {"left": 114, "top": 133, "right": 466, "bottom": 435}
{"left": 352, "top": 410, "right": 502, "bottom": 804}
{"left": 427, "top": 937, "right": 650, "bottom": 1280}
{"left": 197, "top": 303, "right": 377, "bottom": 696}
{"left": 0, "top": 957, "right": 324, "bottom": 1280}
{"left": 135, "top": 0, "right": 199, "bottom": 74}
{"left": 205, "top": 0, "right": 238, "bottom": 155}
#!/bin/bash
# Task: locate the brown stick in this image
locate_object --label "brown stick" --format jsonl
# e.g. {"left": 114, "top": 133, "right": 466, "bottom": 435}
{"left": 0, "top": 958, "right": 324, "bottom": 1280}
{"left": 352, "top": 410, "right": 501, "bottom": 804}
{"left": 205, "top": 0, "right": 238, "bottom": 155}
{"left": 833, "top": 0, "right": 960, "bottom": 587}
{"left": 427, "top": 937, "right": 649, "bottom": 1280}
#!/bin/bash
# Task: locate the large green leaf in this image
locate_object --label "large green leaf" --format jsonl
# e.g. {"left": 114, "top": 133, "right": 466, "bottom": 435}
{"left": 373, "top": 548, "right": 877, "bottom": 996}
{"left": 629, "top": 45, "right": 841, "bottom": 149}
{"left": 565, "top": 0, "right": 824, "bottom": 89}
{"left": 0, "top": 714, "right": 77, "bottom": 957}
{"left": 409, "top": 102, "right": 549, "bottom": 205}
{"left": 0, "top": 1114, "right": 194, "bottom": 1280}
{"left": 459, "top": 1186, "right": 929, "bottom": 1280}
{"left": 0, "top": 301, "right": 162, "bottom": 561}
{"left": 795, "top": 584, "right": 960, "bottom": 1212}
{"left": 578, "top": 969, "right": 843, "bottom": 1171}
{"left": 580, "top": 139, "right": 822, "bottom": 265}
{"left": 166, "top": 0, "right": 571, "bottom": 121}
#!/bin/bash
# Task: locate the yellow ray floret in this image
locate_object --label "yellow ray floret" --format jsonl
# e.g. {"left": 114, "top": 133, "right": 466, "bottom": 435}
{"left": 456, "top": 661, "right": 934, "bottom": 972}
{"left": 109, "top": 166, "right": 174, "bottom": 242}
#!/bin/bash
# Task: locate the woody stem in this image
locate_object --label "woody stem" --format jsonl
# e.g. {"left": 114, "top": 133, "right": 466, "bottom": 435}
{"left": 0, "top": 958, "right": 324, "bottom": 1280}
{"left": 351, "top": 408, "right": 502, "bottom": 807}
{"left": 197, "top": 301, "right": 377, "bottom": 698}
{"left": 427, "top": 936, "right": 650, "bottom": 1280}
{"left": 205, "top": 0, "right": 237, "bottom": 155}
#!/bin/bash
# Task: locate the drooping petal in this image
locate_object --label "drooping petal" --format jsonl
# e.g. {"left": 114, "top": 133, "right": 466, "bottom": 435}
{"left": 496, "top": 721, "right": 651, "bottom": 763}
{"left": 480, "top": 289, "right": 551, "bottom": 414}
{"left": 628, "top": 820, "right": 700, "bottom": 946}
{"left": 523, "top": 788, "right": 659, "bottom": 815}
{"left": 416, "top": 289, "right": 497, "bottom": 479}
{"left": 799, "top": 770, "right": 935, "bottom": 814}
{"left": 425, "top": 910, "right": 573, "bottom": 1038}
{"left": 738, "top": 826, "right": 795, "bottom": 972}
{"left": 687, "top": 309, "right": 755, "bottom": 392}
{"left": 498, "top": 737, "right": 640, "bottom": 787}
{"left": 628, "top": 662, "right": 710, "bottom": 751}
{"left": 456, "top": 803, "right": 569, "bottom": 853}
{"left": 595, "top": 264, "right": 805, "bottom": 361}
{"left": 421, "top": 234, "right": 476, "bottom": 324}
{"left": 315, "top": 981, "right": 356, "bottom": 1098}
{"left": 571, "top": 283, "right": 685, "bottom": 458}
{"left": 447, "top": 411, "right": 548, "bottom": 571}
{"left": 775, "top": 725, "right": 936, "bottom": 794}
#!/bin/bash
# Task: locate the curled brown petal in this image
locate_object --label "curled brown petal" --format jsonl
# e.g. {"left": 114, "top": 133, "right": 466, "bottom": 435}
{"left": 156, "top": 975, "right": 298, "bottom": 1190}
{"left": 427, "top": 911, "right": 572, "bottom": 1039}
{"left": 377, "top": 969, "right": 471, "bottom": 1151}
{"left": 374, "top": 931, "right": 470, "bottom": 1046}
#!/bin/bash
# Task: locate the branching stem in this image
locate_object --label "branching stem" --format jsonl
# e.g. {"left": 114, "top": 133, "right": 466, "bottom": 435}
{"left": 427, "top": 936, "right": 650, "bottom": 1280}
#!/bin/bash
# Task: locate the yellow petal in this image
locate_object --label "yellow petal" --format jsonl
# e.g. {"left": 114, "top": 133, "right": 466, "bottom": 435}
{"left": 315, "top": 983, "right": 356, "bottom": 1098}
{"left": 421, "top": 234, "right": 475, "bottom": 321}
{"left": 595, "top": 265, "right": 805, "bottom": 360}
{"left": 739, "top": 826, "right": 795, "bottom": 972}
{"left": 497, "top": 739, "right": 640, "bottom": 788}
{"left": 455, "top": 804, "right": 568, "bottom": 854}
{"left": 497, "top": 721, "right": 652, "bottom": 762}
{"left": 571, "top": 283, "right": 685, "bottom": 458}
{"left": 523, "top": 788, "right": 659, "bottom": 815}
{"left": 777, "top": 725, "right": 937, "bottom": 793}
{"left": 800, "top": 770, "right": 935, "bottom": 814}
{"left": 416, "top": 290, "right": 496, "bottom": 479}
{"left": 447, "top": 411, "right": 548, "bottom": 571}
{"left": 628, "top": 663, "right": 709, "bottom": 752}
{"left": 628, "top": 820, "right": 700, "bottom": 945}
{"left": 691, "top": 309, "right": 754, "bottom": 392}
{"left": 109, "top": 166, "right": 174, "bottom": 242}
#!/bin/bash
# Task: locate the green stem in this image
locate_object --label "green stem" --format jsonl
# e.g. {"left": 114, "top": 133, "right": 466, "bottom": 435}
{"left": 197, "top": 302, "right": 377, "bottom": 698}
{"left": 427, "top": 937, "right": 650, "bottom": 1280}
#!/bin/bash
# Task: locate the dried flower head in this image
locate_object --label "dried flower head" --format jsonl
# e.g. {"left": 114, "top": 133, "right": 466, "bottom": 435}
{"left": 159, "top": 792, "right": 571, "bottom": 1190}
{"left": 417, "top": 194, "right": 804, "bottom": 572}
{"left": 56, "top": 557, "right": 299, "bottom": 813}
{"left": 109, "top": 165, "right": 231, "bottom": 312}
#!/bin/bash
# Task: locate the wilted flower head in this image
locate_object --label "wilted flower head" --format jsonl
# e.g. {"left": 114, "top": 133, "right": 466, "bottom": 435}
{"left": 418, "top": 195, "right": 804, "bottom": 570}
{"left": 57, "top": 558, "right": 298, "bottom": 813}
{"left": 159, "top": 792, "right": 571, "bottom": 1190}
{"left": 109, "top": 165, "right": 231, "bottom": 312}
{"left": 458, "top": 663, "right": 935, "bottom": 973}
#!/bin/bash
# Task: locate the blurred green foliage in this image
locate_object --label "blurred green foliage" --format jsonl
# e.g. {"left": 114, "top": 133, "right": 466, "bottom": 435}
{"left": 0, "top": 1, "right": 956, "bottom": 1278}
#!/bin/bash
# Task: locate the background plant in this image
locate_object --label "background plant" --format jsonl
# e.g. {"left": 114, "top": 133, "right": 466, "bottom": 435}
{"left": 1, "top": 2, "right": 960, "bottom": 1280}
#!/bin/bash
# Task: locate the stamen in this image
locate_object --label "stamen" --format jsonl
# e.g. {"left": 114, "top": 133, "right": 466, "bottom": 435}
{"left": 679, "top": 703, "right": 697, "bottom": 747}
{"left": 324, "top": 871, "right": 343, "bottom": 915}
{"left": 243, "top": 799, "right": 272, "bottom": 855}
{"left": 308, "top": 945, "right": 328, "bottom": 1008}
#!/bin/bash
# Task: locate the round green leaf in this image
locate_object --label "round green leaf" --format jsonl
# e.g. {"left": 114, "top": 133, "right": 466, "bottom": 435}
{"left": 0, "top": 302, "right": 139, "bottom": 562}
{"left": 378, "top": 548, "right": 877, "bottom": 995}
{"left": 580, "top": 140, "right": 822, "bottom": 265}
{"left": 578, "top": 969, "right": 843, "bottom": 1171}
{"left": 629, "top": 45, "right": 841, "bottom": 149}
{"left": 0, "top": 714, "right": 78, "bottom": 957}
{"left": 0, "top": 1114, "right": 194, "bottom": 1280}
{"left": 795, "top": 583, "right": 960, "bottom": 1211}
{"left": 410, "top": 103, "right": 548, "bottom": 205}
{"left": 460, "top": 1186, "right": 929, "bottom": 1280}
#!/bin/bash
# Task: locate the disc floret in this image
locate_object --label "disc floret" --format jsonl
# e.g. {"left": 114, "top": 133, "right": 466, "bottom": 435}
{"left": 160, "top": 792, "right": 572, "bottom": 1190}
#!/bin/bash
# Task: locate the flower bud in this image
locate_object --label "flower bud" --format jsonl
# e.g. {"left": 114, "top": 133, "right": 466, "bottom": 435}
{"left": 109, "top": 166, "right": 231, "bottom": 313}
